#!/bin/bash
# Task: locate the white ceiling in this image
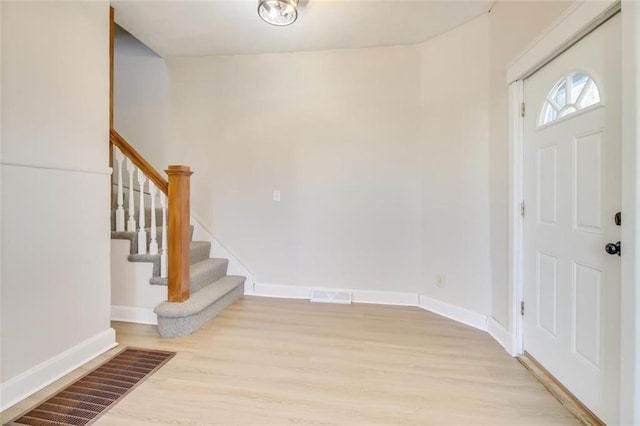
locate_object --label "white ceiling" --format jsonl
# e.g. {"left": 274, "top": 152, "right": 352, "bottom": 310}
{"left": 113, "top": 0, "right": 494, "bottom": 57}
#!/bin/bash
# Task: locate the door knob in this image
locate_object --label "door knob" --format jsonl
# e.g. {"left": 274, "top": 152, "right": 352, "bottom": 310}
{"left": 605, "top": 241, "right": 621, "bottom": 256}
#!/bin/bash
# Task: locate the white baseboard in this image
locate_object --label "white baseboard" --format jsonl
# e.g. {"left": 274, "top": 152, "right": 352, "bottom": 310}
{"left": 252, "top": 283, "right": 488, "bottom": 332}
{"left": 253, "top": 283, "right": 419, "bottom": 307}
{"left": 243, "top": 280, "right": 257, "bottom": 296}
{"left": 351, "top": 289, "right": 418, "bottom": 306}
{"left": 111, "top": 305, "right": 158, "bottom": 325}
{"left": 418, "top": 295, "right": 488, "bottom": 331}
{"left": 0, "top": 328, "right": 117, "bottom": 411}
{"left": 253, "top": 283, "right": 312, "bottom": 299}
{"left": 487, "top": 317, "right": 518, "bottom": 356}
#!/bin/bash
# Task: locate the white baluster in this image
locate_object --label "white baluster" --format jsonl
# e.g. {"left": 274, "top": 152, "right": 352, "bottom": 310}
{"left": 148, "top": 182, "right": 158, "bottom": 255}
{"left": 126, "top": 158, "right": 136, "bottom": 232}
{"left": 160, "top": 192, "right": 168, "bottom": 278}
{"left": 114, "top": 148, "right": 125, "bottom": 232}
{"left": 137, "top": 168, "right": 147, "bottom": 254}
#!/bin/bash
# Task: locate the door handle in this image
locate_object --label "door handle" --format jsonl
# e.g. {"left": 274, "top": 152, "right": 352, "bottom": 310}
{"left": 605, "top": 241, "right": 621, "bottom": 256}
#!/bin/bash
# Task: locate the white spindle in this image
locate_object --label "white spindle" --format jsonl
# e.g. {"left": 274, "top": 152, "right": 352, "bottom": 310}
{"left": 126, "top": 158, "right": 136, "bottom": 232}
{"left": 114, "top": 148, "right": 125, "bottom": 232}
{"left": 148, "top": 182, "right": 158, "bottom": 255}
{"left": 137, "top": 168, "right": 147, "bottom": 254}
{"left": 160, "top": 192, "right": 168, "bottom": 278}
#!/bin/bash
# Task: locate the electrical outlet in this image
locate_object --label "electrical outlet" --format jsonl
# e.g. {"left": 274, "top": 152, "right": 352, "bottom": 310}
{"left": 273, "top": 190, "right": 281, "bottom": 202}
{"left": 436, "top": 274, "right": 446, "bottom": 288}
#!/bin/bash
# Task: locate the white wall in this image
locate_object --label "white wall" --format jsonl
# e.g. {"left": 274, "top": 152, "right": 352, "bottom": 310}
{"left": 487, "top": 1, "right": 572, "bottom": 330}
{"left": 113, "top": 25, "right": 169, "bottom": 172}
{"left": 165, "top": 46, "right": 425, "bottom": 293}
{"left": 115, "top": 15, "right": 496, "bottom": 318}
{"left": 419, "top": 15, "right": 492, "bottom": 315}
{"left": 110, "top": 240, "right": 162, "bottom": 324}
{"left": 0, "top": 0, "right": 4, "bottom": 391}
{"left": 0, "top": 1, "right": 114, "bottom": 408}
{"left": 111, "top": 1, "right": 597, "bottom": 328}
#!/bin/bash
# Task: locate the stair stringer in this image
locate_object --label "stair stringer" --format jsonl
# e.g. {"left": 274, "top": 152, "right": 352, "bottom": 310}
{"left": 110, "top": 239, "right": 164, "bottom": 324}
{"left": 190, "top": 214, "right": 257, "bottom": 295}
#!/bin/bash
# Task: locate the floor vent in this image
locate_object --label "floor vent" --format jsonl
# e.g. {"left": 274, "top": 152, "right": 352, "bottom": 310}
{"left": 310, "top": 289, "right": 352, "bottom": 304}
{"left": 5, "top": 347, "right": 175, "bottom": 426}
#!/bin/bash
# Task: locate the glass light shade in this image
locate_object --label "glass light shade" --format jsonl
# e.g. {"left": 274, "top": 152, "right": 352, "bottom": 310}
{"left": 258, "top": 0, "right": 298, "bottom": 26}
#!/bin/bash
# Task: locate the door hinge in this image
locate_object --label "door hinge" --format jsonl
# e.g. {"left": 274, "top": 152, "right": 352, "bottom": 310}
{"left": 520, "top": 201, "right": 525, "bottom": 216}
{"left": 521, "top": 301, "right": 525, "bottom": 316}
{"left": 521, "top": 102, "right": 526, "bottom": 118}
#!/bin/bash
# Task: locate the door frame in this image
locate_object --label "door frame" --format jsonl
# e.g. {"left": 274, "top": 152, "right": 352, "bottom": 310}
{"left": 506, "top": 0, "right": 640, "bottom": 423}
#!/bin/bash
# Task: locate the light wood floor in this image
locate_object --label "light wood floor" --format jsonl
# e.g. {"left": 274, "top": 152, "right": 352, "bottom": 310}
{"left": 2, "top": 296, "right": 579, "bottom": 425}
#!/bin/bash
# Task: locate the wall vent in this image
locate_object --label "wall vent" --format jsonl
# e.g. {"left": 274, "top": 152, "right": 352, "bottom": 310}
{"left": 310, "top": 289, "right": 352, "bottom": 304}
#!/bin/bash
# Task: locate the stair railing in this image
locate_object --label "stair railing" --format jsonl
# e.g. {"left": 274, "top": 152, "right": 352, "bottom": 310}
{"left": 110, "top": 129, "right": 193, "bottom": 303}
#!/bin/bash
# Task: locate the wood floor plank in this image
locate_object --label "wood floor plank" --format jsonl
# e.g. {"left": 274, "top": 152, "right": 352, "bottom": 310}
{"left": 1, "top": 296, "right": 580, "bottom": 425}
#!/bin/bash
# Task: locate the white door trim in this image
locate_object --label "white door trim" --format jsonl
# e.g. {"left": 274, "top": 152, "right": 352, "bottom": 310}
{"left": 619, "top": 2, "right": 640, "bottom": 424}
{"left": 507, "top": 80, "right": 524, "bottom": 357}
{"left": 506, "top": 0, "right": 620, "bottom": 84}
{"left": 506, "top": 0, "right": 640, "bottom": 423}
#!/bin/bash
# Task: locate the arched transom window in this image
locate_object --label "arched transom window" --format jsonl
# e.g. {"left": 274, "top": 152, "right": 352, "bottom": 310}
{"left": 539, "top": 71, "right": 601, "bottom": 127}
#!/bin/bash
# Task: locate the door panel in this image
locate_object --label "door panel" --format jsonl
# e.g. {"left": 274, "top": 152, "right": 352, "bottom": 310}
{"left": 538, "top": 145, "right": 558, "bottom": 224}
{"left": 537, "top": 252, "right": 558, "bottom": 336}
{"left": 574, "top": 131, "right": 603, "bottom": 231}
{"left": 573, "top": 262, "right": 602, "bottom": 368}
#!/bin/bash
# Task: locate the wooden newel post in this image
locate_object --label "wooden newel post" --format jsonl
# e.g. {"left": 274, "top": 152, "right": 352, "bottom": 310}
{"left": 109, "top": 140, "right": 114, "bottom": 208}
{"left": 166, "top": 165, "right": 193, "bottom": 302}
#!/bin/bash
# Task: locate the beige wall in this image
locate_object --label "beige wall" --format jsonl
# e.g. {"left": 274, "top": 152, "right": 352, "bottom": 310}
{"left": 419, "top": 15, "right": 492, "bottom": 314}
{"left": 166, "top": 46, "right": 425, "bottom": 293}
{"left": 114, "top": 26, "right": 169, "bottom": 173}
{"left": 0, "top": 0, "right": 4, "bottom": 387}
{"left": 114, "top": 4, "right": 573, "bottom": 320}
{"left": 488, "top": 1, "right": 572, "bottom": 329}
{"left": 1, "top": 0, "right": 112, "bottom": 391}
{"left": 115, "top": 15, "right": 494, "bottom": 316}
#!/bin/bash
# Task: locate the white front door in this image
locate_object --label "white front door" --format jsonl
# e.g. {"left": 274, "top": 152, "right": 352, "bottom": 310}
{"left": 523, "top": 13, "right": 621, "bottom": 424}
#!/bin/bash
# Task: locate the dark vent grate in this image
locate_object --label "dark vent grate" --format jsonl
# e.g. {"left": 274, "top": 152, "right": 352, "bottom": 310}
{"left": 5, "top": 348, "right": 175, "bottom": 426}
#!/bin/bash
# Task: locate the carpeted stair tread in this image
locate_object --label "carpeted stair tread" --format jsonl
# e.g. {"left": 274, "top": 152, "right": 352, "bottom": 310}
{"left": 125, "top": 241, "right": 210, "bottom": 277}
{"left": 154, "top": 275, "right": 245, "bottom": 338}
{"left": 155, "top": 275, "right": 244, "bottom": 317}
{"left": 111, "top": 225, "right": 194, "bottom": 254}
{"left": 128, "top": 241, "right": 210, "bottom": 264}
{"left": 149, "top": 258, "right": 229, "bottom": 293}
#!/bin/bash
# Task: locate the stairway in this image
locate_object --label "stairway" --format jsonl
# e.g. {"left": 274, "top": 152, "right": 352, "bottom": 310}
{"left": 111, "top": 207, "right": 245, "bottom": 338}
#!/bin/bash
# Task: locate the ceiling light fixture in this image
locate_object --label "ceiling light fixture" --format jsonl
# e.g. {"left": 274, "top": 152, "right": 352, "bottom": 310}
{"left": 258, "top": 0, "right": 298, "bottom": 26}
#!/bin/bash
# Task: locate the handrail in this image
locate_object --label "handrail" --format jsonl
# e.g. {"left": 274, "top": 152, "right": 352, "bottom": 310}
{"left": 110, "top": 129, "right": 169, "bottom": 194}
{"left": 110, "top": 129, "right": 192, "bottom": 304}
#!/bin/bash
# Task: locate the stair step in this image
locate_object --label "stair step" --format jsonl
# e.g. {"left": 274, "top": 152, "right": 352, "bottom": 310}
{"left": 111, "top": 225, "right": 194, "bottom": 255}
{"left": 189, "top": 241, "right": 211, "bottom": 264}
{"left": 149, "top": 258, "right": 228, "bottom": 293}
{"left": 127, "top": 241, "right": 211, "bottom": 277}
{"left": 155, "top": 275, "right": 245, "bottom": 338}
